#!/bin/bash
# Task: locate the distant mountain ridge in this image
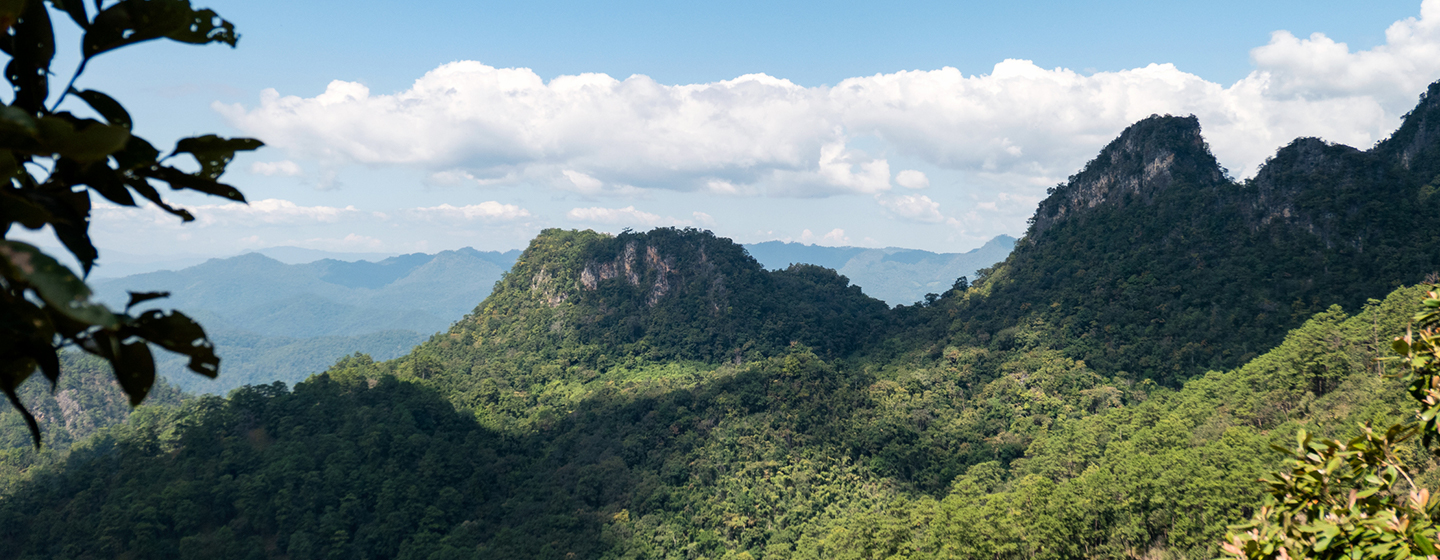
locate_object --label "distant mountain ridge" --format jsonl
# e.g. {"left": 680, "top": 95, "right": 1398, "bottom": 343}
{"left": 92, "top": 248, "right": 521, "bottom": 393}
{"left": 14, "top": 81, "right": 1440, "bottom": 560}
{"left": 745, "top": 236, "right": 1016, "bottom": 305}
{"left": 937, "top": 85, "right": 1440, "bottom": 384}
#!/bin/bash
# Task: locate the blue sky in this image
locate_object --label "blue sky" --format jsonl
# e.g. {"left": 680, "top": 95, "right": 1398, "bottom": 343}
{"left": 17, "top": 0, "right": 1440, "bottom": 267}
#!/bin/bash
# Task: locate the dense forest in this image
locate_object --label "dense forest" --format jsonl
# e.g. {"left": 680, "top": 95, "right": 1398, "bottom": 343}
{"left": 4, "top": 82, "right": 1440, "bottom": 559}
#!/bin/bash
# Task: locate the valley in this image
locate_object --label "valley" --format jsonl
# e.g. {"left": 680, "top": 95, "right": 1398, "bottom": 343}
{"left": 4, "top": 82, "right": 1440, "bottom": 559}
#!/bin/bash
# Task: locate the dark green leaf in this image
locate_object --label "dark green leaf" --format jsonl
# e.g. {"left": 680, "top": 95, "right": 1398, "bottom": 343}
{"left": 5, "top": 0, "right": 53, "bottom": 112}
{"left": 0, "top": 240, "right": 115, "bottom": 326}
{"left": 70, "top": 88, "right": 131, "bottom": 129}
{"left": 146, "top": 165, "right": 245, "bottom": 201}
{"left": 83, "top": 0, "right": 237, "bottom": 59}
{"left": 129, "top": 308, "right": 218, "bottom": 377}
{"left": 0, "top": 370, "right": 41, "bottom": 447}
{"left": 0, "top": 0, "right": 26, "bottom": 39}
{"left": 122, "top": 176, "right": 194, "bottom": 221}
{"left": 36, "top": 115, "right": 130, "bottom": 163}
{"left": 54, "top": 156, "right": 135, "bottom": 206}
{"left": 84, "top": 331, "right": 155, "bottom": 406}
{"left": 171, "top": 134, "right": 263, "bottom": 180}
{"left": 47, "top": 0, "right": 86, "bottom": 29}
{"left": 0, "top": 188, "right": 52, "bottom": 228}
{"left": 112, "top": 135, "right": 160, "bottom": 170}
{"left": 125, "top": 290, "right": 169, "bottom": 310}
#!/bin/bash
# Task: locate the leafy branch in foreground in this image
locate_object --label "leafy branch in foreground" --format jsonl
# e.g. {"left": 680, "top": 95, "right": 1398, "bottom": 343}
{"left": 0, "top": 0, "right": 261, "bottom": 447}
{"left": 1223, "top": 285, "right": 1440, "bottom": 559}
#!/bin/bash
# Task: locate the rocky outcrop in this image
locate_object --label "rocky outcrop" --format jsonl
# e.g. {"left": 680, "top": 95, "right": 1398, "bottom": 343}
{"left": 578, "top": 241, "right": 681, "bottom": 307}
{"left": 1029, "top": 115, "right": 1226, "bottom": 238}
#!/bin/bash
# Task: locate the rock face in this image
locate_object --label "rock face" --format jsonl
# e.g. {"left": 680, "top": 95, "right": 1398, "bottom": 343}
{"left": 579, "top": 242, "right": 680, "bottom": 307}
{"left": 455, "top": 228, "right": 891, "bottom": 365}
{"left": 953, "top": 82, "right": 1440, "bottom": 383}
{"left": 1030, "top": 115, "right": 1226, "bottom": 238}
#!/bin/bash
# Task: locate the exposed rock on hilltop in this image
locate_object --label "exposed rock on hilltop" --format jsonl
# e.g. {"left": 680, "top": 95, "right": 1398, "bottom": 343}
{"left": 944, "top": 86, "right": 1440, "bottom": 384}
{"left": 439, "top": 228, "right": 891, "bottom": 377}
{"left": 1031, "top": 115, "right": 1226, "bottom": 237}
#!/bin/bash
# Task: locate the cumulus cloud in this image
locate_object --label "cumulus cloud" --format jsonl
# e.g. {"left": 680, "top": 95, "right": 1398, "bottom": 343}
{"left": 895, "top": 170, "right": 930, "bottom": 189}
{"left": 293, "top": 233, "right": 387, "bottom": 252}
{"left": 567, "top": 205, "right": 666, "bottom": 226}
{"left": 250, "top": 160, "right": 303, "bottom": 176}
{"left": 878, "top": 194, "right": 951, "bottom": 224}
{"left": 94, "top": 198, "right": 371, "bottom": 227}
{"left": 408, "top": 202, "right": 532, "bottom": 221}
{"left": 799, "top": 228, "right": 850, "bottom": 246}
{"left": 219, "top": 1, "right": 1440, "bottom": 195}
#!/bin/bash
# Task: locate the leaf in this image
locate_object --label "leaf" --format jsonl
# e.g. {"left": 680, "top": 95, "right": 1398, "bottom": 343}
{"left": 128, "top": 309, "right": 218, "bottom": 377}
{"left": 69, "top": 88, "right": 131, "bottom": 129}
{"left": 0, "top": 105, "right": 41, "bottom": 151}
{"left": 146, "top": 165, "right": 245, "bottom": 201}
{"left": 125, "top": 290, "right": 170, "bottom": 310}
{"left": 0, "top": 0, "right": 26, "bottom": 32}
{"left": 83, "top": 0, "right": 237, "bottom": 59}
{"left": 122, "top": 176, "right": 193, "bottom": 221}
{"left": 0, "top": 188, "right": 52, "bottom": 228}
{"left": 36, "top": 115, "right": 130, "bottom": 163}
{"left": 111, "top": 134, "right": 160, "bottom": 170}
{"left": 46, "top": 0, "right": 86, "bottom": 29}
{"left": 0, "top": 368, "right": 41, "bottom": 447}
{"left": 1416, "top": 532, "right": 1438, "bottom": 556}
{"left": 84, "top": 331, "right": 155, "bottom": 406}
{"left": 4, "top": 0, "right": 53, "bottom": 112}
{"left": 0, "top": 240, "right": 116, "bottom": 327}
{"left": 171, "top": 134, "right": 263, "bottom": 180}
{"left": 54, "top": 156, "right": 135, "bottom": 206}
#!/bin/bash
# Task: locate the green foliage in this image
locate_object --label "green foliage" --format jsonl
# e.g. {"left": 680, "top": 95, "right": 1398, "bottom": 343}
{"left": 8, "top": 82, "right": 1440, "bottom": 558}
{"left": 0, "top": 0, "right": 259, "bottom": 446}
{"left": 925, "top": 113, "right": 1440, "bottom": 387}
{"left": 1223, "top": 286, "right": 1440, "bottom": 559}
{"left": 0, "top": 284, "right": 1429, "bottom": 559}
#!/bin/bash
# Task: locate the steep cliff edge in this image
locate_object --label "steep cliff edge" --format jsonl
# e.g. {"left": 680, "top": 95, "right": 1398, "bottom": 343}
{"left": 940, "top": 86, "right": 1440, "bottom": 384}
{"left": 1030, "top": 114, "right": 1227, "bottom": 237}
{"left": 418, "top": 228, "right": 891, "bottom": 388}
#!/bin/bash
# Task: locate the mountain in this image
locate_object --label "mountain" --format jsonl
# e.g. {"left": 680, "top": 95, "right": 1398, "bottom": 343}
{"left": 932, "top": 94, "right": 1440, "bottom": 385}
{"left": 92, "top": 248, "right": 520, "bottom": 393}
{"left": 8, "top": 83, "right": 1440, "bottom": 560}
{"left": 743, "top": 235, "right": 1017, "bottom": 305}
{"left": 432, "top": 228, "right": 890, "bottom": 370}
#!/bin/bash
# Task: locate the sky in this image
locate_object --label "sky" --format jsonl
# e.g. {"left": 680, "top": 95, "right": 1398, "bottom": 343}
{"left": 12, "top": 0, "right": 1440, "bottom": 267}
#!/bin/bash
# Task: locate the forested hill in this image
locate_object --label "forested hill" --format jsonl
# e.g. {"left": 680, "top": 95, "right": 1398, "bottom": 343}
{"left": 8, "top": 84, "right": 1440, "bottom": 560}
{"left": 406, "top": 229, "right": 891, "bottom": 396}
{"left": 930, "top": 85, "right": 1440, "bottom": 385}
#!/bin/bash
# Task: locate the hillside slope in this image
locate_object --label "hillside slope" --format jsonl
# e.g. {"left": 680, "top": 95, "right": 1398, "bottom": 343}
{"left": 930, "top": 86, "right": 1440, "bottom": 385}
{"left": 91, "top": 248, "right": 518, "bottom": 393}
{"left": 8, "top": 81, "right": 1440, "bottom": 560}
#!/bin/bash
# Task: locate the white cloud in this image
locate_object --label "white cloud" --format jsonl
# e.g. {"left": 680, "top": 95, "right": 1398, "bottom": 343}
{"left": 219, "top": 1, "right": 1440, "bottom": 196}
{"left": 94, "top": 198, "right": 370, "bottom": 227}
{"left": 250, "top": 160, "right": 303, "bottom": 176}
{"left": 566, "top": 205, "right": 666, "bottom": 226}
{"left": 408, "top": 202, "right": 532, "bottom": 221}
{"left": 692, "top": 211, "right": 716, "bottom": 226}
{"left": 878, "top": 194, "right": 949, "bottom": 223}
{"left": 293, "top": 233, "right": 386, "bottom": 252}
{"left": 895, "top": 169, "right": 930, "bottom": 189}
{"left": 799, "top": 228, "right": 850, "bottom": 246}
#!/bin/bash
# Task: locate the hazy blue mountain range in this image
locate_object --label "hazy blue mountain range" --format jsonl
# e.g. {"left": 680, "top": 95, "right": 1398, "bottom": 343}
{"left": 745, "top": 235, "right": 1017, "bottom": 305}
{"left": 90, "top": 239, "right": 1014, "bottom": 393}
{"left": 92, "top": 248, "right": 521, "bottom": 393}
